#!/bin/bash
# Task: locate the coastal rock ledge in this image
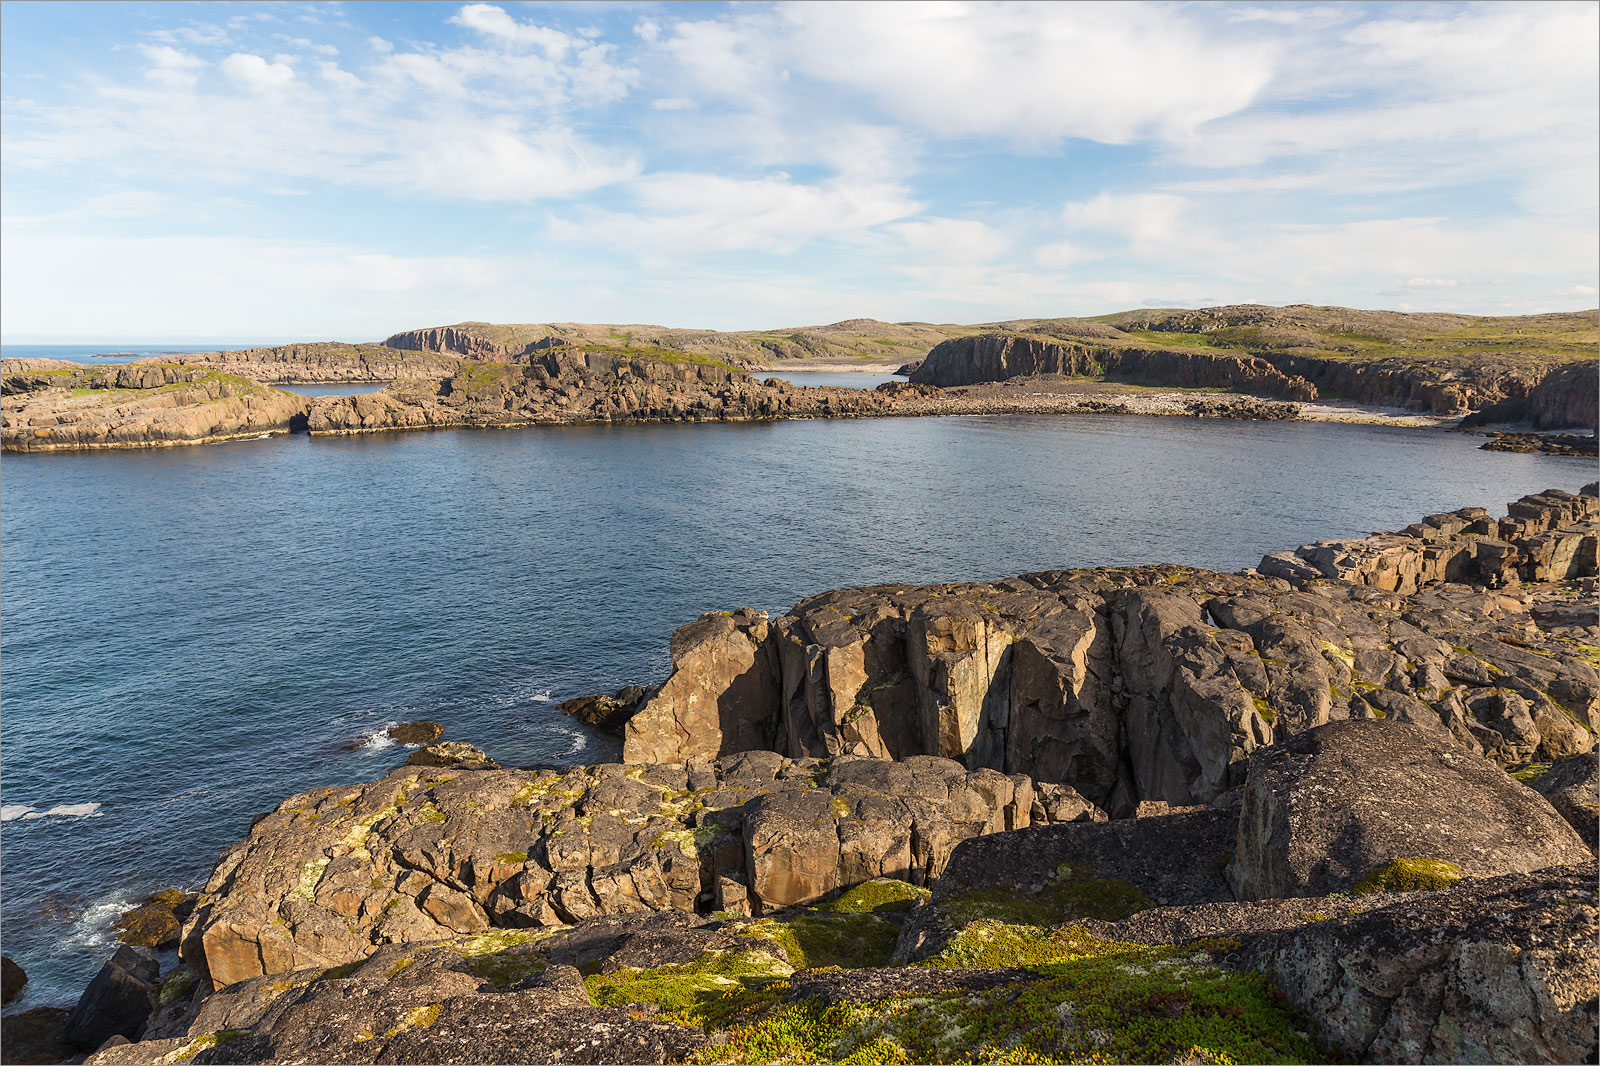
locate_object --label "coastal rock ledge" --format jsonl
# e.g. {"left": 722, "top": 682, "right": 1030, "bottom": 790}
{"left": 18, "top": 487, "right": 1595, "bottom": 1066}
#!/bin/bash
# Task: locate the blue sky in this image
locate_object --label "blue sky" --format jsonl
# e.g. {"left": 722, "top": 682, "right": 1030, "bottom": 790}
{"left": 2, "top": 0, "right": 1596, "bottom": 341}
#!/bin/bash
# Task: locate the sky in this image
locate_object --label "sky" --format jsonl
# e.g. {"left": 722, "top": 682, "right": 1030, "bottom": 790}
{"left": 1, "top": 1, "right": 1596, "bottom": 342}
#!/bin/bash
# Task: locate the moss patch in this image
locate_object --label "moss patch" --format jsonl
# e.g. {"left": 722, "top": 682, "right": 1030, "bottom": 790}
{"left": 940, "top": 862, "right": 1152, "bottom": 928}
{"left": 690, "top": 932, "right": 1325, "bottom": 1065}
{"left": 584, "top": 948, "right": 793, "bottom": 1016}
{"left": 1510, "top": 764, "right": 1551, "bottom": 783}
{"left": 1351, "top": 858, "right": 1462, "bottom": 895}
{"left": 822, "top": 879, "right": 930, "bottom": 915}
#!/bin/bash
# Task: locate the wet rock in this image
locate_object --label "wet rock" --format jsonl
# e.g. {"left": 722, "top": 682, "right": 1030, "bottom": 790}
{"left": 387, "top": 721, "right": 444, "bottom": 746}
{"left": 64, "top": 944, "right": 161, "bottom": 1050}
{"left": 557, "top": 686, "right": 648, "bottom": 733}
{"left": 1229, "top": 720, "right": 1591, "bottom": 901}
{"left": 116, "top": 889, "right": 198, "bottom": 951}
{"left": 2, "top": 953, "right": 26, "bottom": 1004}
{"left": 1527, "top": 750, "right": 1598, "bottom": 851}
{"left": 404, "top": 741, "right": 499, "bottom": 770}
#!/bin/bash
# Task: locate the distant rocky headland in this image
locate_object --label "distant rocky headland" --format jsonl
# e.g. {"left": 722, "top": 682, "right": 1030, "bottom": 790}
{"left": 3, "top": 303, "right": 1595, "bottom": 453}
{"left": 6, "top": 487, "right": 1596, "bottom": 1065}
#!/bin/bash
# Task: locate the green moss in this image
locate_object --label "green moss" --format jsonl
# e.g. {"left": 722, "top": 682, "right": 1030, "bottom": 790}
{"left": 165, "top": 1029, "right": 251, "bottom": 1063}
{"left": 1510, "top": 764, "right": 1551, "bottom": 783}
{"left": 740, "top": 909, "right": 905, "bottom": 971}
{"left": 691, "top": 932, "right": 1325, "bottom": 1065}
{"left": 822, "top": 879, "right": 930, "bottom": 915}
{"left": 585, "top": 948, "right": 793, "bottom": 1016}
{"left": 940, "top": 862, "right": 1152, "bottom": 929}
{"left": 157, "top": 967, "right": 199, "bottom": 1006}
{"left": 402, "top": 1004, "right": 441, "bottom": 1029}
{"left": 1351, "top": 858, "right": 1462, "bottom": 895}
{"left": 316, "top": 960, "right": 363, "bottom": 981}
{"left": 494, "top": 851, "right": 528, "bottom": 865}
{"left": 415, "top": 803, "right": 447, "bottom": 825}
{"left": 1252, "top": 697, "right": 1276, "bottom": 725}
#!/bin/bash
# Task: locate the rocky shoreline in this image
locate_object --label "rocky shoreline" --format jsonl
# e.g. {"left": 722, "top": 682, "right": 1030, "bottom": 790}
{"left": 5, "top": 487, "right": 1595, "bottom": 1065}
{"left": 3, "top": 346, "right": 1589, "bottom": 454}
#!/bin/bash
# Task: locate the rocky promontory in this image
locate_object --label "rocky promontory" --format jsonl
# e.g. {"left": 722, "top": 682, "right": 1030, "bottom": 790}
{"left": 17, "top": 487, "right": 1594, "bottom": 1066}
{"left": 0, "top": 363, "right": 309, "bottom": 453}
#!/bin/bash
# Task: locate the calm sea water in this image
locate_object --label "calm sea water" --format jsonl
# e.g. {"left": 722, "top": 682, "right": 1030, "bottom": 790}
{"left": 761, "top": 371, "right": 906, "bottom": 389}
{"left": 0, "top": 413, "right": 1589, "bottom": 1008}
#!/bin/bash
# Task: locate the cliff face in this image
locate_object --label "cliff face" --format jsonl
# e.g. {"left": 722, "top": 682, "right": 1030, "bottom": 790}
{"left": 909, "top": 333, "right": 1102, "bottom": 386}
{"left": 0, "top": 362, "right": 309, "bottom": 453}
{"left": 622, "top": 488, "right": 1598, "bottom": 817}
{"left": 384, "top": 327, "right": 514, "bottom": 362}
{"left": 910, "top": 328, "right": 1592, "bottom": 422}
{"left": 911, "top": 333, "right": 1316, "bottom": 401}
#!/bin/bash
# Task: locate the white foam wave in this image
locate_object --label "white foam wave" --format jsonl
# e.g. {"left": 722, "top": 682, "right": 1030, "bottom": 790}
{"left": 4, "top": 802, "right": 103, "bottom": 821}
{"left": 59, "top": 889, "right": 140, "bottom": 954}
{"left": 355, "top": 725, "right": 399, "bottom": 752}
{"left": 553, "top": 723, "right": 587, "bottom": 759}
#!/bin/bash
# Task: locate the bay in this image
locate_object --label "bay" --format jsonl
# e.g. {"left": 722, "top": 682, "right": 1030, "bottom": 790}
{"left": 0, "top": 412, "right": 1589, "bottom": 1007}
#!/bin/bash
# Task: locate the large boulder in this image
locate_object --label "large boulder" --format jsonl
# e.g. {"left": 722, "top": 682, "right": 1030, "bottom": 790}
{"left": 1238, "top": 863, "right": 1597, "bottom": 1064}
{"left": 1229, "top": 720, "right": 1591, "bottom": 900}
{"left": 64, "top": 944, "right": 161, "bottom": 1050}
{"left": 622, "top": 609, "right": 779, "bottom": 762}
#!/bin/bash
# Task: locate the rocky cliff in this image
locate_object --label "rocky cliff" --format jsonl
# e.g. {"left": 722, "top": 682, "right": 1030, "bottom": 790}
{"left": 622, "top": 487, "right": 1598, "bottom": 814}
{"left": 910, "top": 333, "right": 1318, "bottom": 401}
{"left": 0, "top": 362, "right": 309, "bottom": 453}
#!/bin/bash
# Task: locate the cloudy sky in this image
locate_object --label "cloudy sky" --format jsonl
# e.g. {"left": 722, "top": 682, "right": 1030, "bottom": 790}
{"left": 2, "top": 0, "right": 1596, "bottom": 341}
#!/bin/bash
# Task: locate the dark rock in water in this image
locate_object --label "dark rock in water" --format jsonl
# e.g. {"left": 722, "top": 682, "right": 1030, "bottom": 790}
{"left": 404, "top": 741, "right": 499, "bottom": 770}
{"left": 115, "top": 888, "right": 198, "bottom": 951}
{"left": 893, "top": 359, "right": 924, "bottom": 376}
{"left": 64, "top": 944, "right": 160, "bottom": 1050}
{"left": 1, "top": 953, "right": 26, "bottom": 1004}
{"left": 557, "top": 686, "right": 648, "bottom": 734}
{"left": 1228, "top": 720, "right": 1591, "bottom": 901}
{"left": 1238, "top": 863, "right": 1598, "bottom": 1064}
{"left": 1, "top": 1005, "right": 75, "bottom": 1065}
{"left": 388, "top": 721, "right": 444, "bottom": 746}
{"left": 1528, "top": 750, "right": 1599, "bottom": 851}
{"left": 1480, "top": 432, "right": 1598, "bottom": 457}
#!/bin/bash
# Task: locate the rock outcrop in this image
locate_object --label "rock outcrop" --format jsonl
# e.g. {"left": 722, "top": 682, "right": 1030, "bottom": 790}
{"left": 1227, "top": 720, "right": 1591, "bottom": 900}
{"left": 0, "top": 363, "right": 309, "bottom": 453}
{"left": 910, "top": 332, "right": 1317, "bottom": 400}
{"left": 1259, "top": 486, "right": 1599, "bottom": 591}
{"left": 1528, "top": 750, "right": 1599, "bottom": 850}
{"left": 1237, "top": 864, "right": 1597, "bottom": 1064}
{"left": 142, "top": 343, "right": 462, "bottom": 385}
{"left": 177, "top": 753, "right": 1071, "bottom": 990}
{"left": 2, "top": 954, "right": 26, "bottom": 1004}
{"left": 63, "top": 945, "right": 162, "bottom": 1050}
{"left": 615, "top": 489, "right": 1598, "bottom": 815}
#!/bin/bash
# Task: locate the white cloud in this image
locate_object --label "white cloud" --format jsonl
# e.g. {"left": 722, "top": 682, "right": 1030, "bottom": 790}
{"left": 550, "top": 171, "right": 921, "bottom": 259}
{"left": 220, "top": 53, "right": 296, "bottom": 91}
{"left": 449, "top": 4, "right": 571, "bottom": 57}
{"left": 1062, "top": 193, "right": 1188, "bottom": 244}
{"left": 1403, "top": 278, "right": 1469, "bottom": 290}
{"left": 368, "top": 36, "right": 393, "bottom": 53}
{"left": 653, "top": 3, "right": 1276, "bottom": 146}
